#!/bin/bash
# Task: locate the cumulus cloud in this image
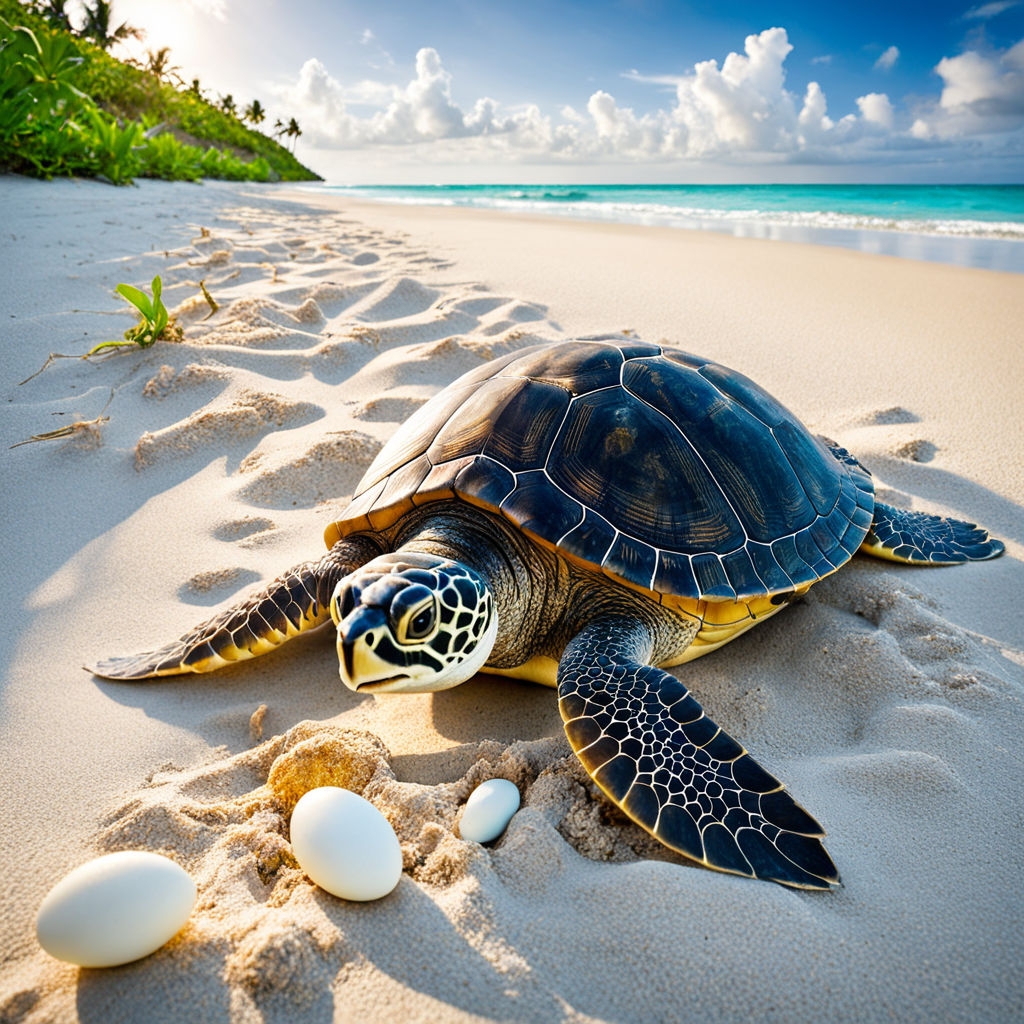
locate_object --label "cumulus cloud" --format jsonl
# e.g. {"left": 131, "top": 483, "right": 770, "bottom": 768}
{"left": 874, "top": 46, "right": 900, "bottom": 71}
{"left": 278, "top": 28, "right": 1024, "bottom": 165}
{"left": 278, "top": 47, "right": 560, "bottom": 150}
{"left": 911, "top": 37, "right": 1024, "bottom": 137}
{"left": 857, "top": 92, "right": 895, "bottom": 130}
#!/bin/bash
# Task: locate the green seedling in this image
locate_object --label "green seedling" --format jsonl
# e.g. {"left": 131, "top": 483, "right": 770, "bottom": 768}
{"left": 18, "top": 275, "right": 183, "bottom": 385}
{"left": 86, "top": 274, "right": 180, "bottom": 355}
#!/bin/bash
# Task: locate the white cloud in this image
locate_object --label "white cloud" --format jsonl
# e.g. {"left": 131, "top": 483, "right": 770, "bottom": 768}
{"left": 278, "top": 29, "right": 1024, "bottom": 166}
{"left": 857, "top": 92, "right": 895, "bottom": 130}
{"left": 912, "top": 37, "right": 1024, "bottom": 137}
{"left": 963, "top": 1, "right": 1019, "bottom": 20}
{"left": 874, "top": 46, "right": 900, "bottom": 71}
{"left": 277, "top": 47, "right": 552, "bottom": 150}
{"left": 811, "top": 55, "right": 833, "bottom": 65}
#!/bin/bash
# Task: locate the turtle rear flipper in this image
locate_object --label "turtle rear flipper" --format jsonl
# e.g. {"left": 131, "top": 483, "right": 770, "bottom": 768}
{"left": 88, "top": 540, "right": 374, "bottom": 680}
{"left": 558, "top": 618, "right": 840, "bottom": 890}
{"left": 861, "top": 502, "right": 1005, "bottom": 565}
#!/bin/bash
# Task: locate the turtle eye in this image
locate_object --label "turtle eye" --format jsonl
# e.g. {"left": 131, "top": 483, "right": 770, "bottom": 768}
{"left": 396, "top": 597, "right": 437, "bottom": 643}
{"left": 332, "top": 585, "right": 357, "bottom": 625}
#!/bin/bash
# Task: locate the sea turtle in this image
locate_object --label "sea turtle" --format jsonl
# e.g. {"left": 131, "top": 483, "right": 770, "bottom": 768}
{"left": 90, "top": 337, "right": 1004, "bottom": 889}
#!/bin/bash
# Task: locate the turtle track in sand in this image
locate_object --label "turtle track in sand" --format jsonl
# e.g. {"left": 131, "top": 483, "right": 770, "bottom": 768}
{"left": 115, "top": 204, "right": 558, "bottom": 491}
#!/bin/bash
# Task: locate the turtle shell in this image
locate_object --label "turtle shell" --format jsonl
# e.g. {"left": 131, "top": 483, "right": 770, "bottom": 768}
{"left": 326, "top": 338, "right": 874, "bottom": 603}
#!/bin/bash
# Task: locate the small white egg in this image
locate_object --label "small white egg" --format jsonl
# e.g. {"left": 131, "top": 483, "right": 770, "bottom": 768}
{"left": 289, "top": 787, "right": 402, "bottom": 901}
{"left": 36, "top": 851, "right": 196, "bottom": 968}
{"left": 458, "top": 778, "right": 521, "bottom": 844}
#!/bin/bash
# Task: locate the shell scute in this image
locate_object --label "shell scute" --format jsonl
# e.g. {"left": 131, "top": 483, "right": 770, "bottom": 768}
{"left": 653, "top": 550, "right": 701, "bottom": 601}
{"left": 453, "top": 456, "right": 516, "bottom": 511}
{"left": 692, "top": 554, "right": 736, "bottom": 600}
{"left": 747, "top": 542, "right": 794, "bottom": 593}
{"left": 771, "top": 419, "right": 843, "bottom": 517}
{"left": 721, "top": 547, "right": 764, "bottom": 597}
{"left": 498, "top": 470, "right": 582, "bottom": 542}
{"left": 622, "top": 358, "right": 817, "bottom": 543}
{"left": 481, "top": 378, "right": 569, "bottom": 472}
{"left": 558, "top": 508, "right": 616, "bottom": 566}
{"left": 603, "top": 534, "right": 658, "bottom": 589}
{"left": 504, "top": 340, "right": 623, "bottom": 394}
{"left": 549, "top": 386, "right": 746, "bottom": 552}
{"left": 426, "top": 377, "right": 519, "bottom": 466}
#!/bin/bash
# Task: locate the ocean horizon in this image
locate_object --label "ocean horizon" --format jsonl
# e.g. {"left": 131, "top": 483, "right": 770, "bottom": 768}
{"left": 311, "top": 183, "right": 1024, "bottom": 273}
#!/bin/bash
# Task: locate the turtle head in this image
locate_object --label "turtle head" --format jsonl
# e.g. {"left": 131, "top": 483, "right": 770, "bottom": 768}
{"left": 331, "top": 552, "right": 497, "bottom": 694}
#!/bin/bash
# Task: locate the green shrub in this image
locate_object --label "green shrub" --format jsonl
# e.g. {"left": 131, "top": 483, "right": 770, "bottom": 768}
{"left": 86, "top": 107, "right": 142, "bottom": 184}
{"left": 0, "top": 1, "right": 319, "bottom": 183}
{"left": 139, "top": 130, "right": 201, "bottom": 181}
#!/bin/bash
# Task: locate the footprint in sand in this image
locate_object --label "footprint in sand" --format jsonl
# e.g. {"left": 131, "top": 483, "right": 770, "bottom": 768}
{"left": 352, "top": 395, "right": 428, "bottom": 422}
{"left": 893, "top": 439, "right": 937, "bottom": 463}
{"left": 351, "top": 252, "right": 380, "bottom": 266}
{"left": 235, "top": 430, "right": 383, "bottom": 509}
{"left": 858, "top": 406, "right": 921, "bottom": 427}
{"left": 179, "top": 567, "right": 263, "bottom": 606}
{"left": 134, "top": 390, "right": 322, "bottom": 468}
{"left": 212, "top": 516, "right": 278, "bottom": 547}
{"left": 351, "top": 277, "right": 440, "bottom": 322}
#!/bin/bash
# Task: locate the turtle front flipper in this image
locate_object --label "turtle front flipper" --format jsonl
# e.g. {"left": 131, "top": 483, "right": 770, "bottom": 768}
{"left": 557, "top": 617, "right": 839, "bottom": 890}
{"left": 861, "top": 502, "right": 1004, "bottom": 565}
{"left": 88, "top": 538, "right": 377, "bottom": 680}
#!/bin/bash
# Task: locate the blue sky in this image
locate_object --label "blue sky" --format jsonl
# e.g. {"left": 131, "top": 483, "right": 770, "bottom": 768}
{"left": 108, "top": 0, "right": 1024, "bottom": 182}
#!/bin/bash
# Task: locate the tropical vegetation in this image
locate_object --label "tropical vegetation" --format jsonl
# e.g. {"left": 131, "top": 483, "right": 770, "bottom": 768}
{"left": 0, "top": 0, "right": 320, "bottom": 184}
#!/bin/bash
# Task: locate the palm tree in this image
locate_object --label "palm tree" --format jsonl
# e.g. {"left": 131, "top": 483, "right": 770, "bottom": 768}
{"left": 272, "top": 118, "right": 285, "bottom": 138}
{"left": 220, "top": 93, "right": 236, "bottom": 116}
{"left": 244, "top": 99, "right": 265, "bottom": 127}
{"left": 80, "top": 0, "right": 142, "bottom": 51}
{"left": 285, "top": 117, "right": 302, "bottom": 152}
{"left": 188, "top": 78, "right": 205, "bottom": 100}
{"left": 142, "top": 47, "right": 182, "bottom": 86}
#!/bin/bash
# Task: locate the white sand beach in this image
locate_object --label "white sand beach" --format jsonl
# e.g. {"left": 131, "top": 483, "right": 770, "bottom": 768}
{"left": 1, "top": 174, "right": 1022, "bottom": 1023}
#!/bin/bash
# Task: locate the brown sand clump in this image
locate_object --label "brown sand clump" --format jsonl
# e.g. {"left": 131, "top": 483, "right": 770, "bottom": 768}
{"left": 267, "top": 728, "right": 392, "bottom": 815}
{"left": 212, "top": 515, "right": 277, "bottom": 545}
{"left": 181, "top": 567, "right": 260, "bottom": 596}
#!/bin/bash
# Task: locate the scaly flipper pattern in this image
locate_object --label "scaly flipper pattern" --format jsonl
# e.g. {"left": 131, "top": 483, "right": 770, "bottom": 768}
{"left": 88, "top": 539, "right": 376, "bottom": 679}
{"left": 557, "top": 617, "right": 840, "bottom": 889}
{"left": 861, "top": 502, "right": 1004, "bottom": 565}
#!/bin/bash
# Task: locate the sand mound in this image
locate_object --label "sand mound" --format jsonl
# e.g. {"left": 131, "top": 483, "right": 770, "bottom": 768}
{"left": 179, "top": 567, "right": 263, "bottom": 605}
{"left": 135, "top": 390, "right": 322, "bottom": 467}
{"left": 212, "top": 516, "right": 278, "bottom": 546}
{"left": 236, "top": 430, "right": 383, "bottom": 508}
{"left": 893, "top": 438, "right": 938, "bottom": 463}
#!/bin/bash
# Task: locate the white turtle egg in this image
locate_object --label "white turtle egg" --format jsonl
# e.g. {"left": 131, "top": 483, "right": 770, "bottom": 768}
{"left": 36, "top": 851, "right": 196, "bottom": 968}
{"left": 289, "top": 787, "right": 402, "bottom": 901}
{"left": 458, "top": 778, "right": 521, "bottom": 844}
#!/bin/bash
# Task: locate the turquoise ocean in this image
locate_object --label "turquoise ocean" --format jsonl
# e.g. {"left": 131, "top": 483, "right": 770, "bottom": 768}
{"left": 316, "top": 183, "right": 1024, "bottom": 273}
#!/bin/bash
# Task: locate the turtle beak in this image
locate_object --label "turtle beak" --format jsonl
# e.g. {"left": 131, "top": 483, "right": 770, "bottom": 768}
{"left": 337, "top": 607, "right": 404, "bottom": 692}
